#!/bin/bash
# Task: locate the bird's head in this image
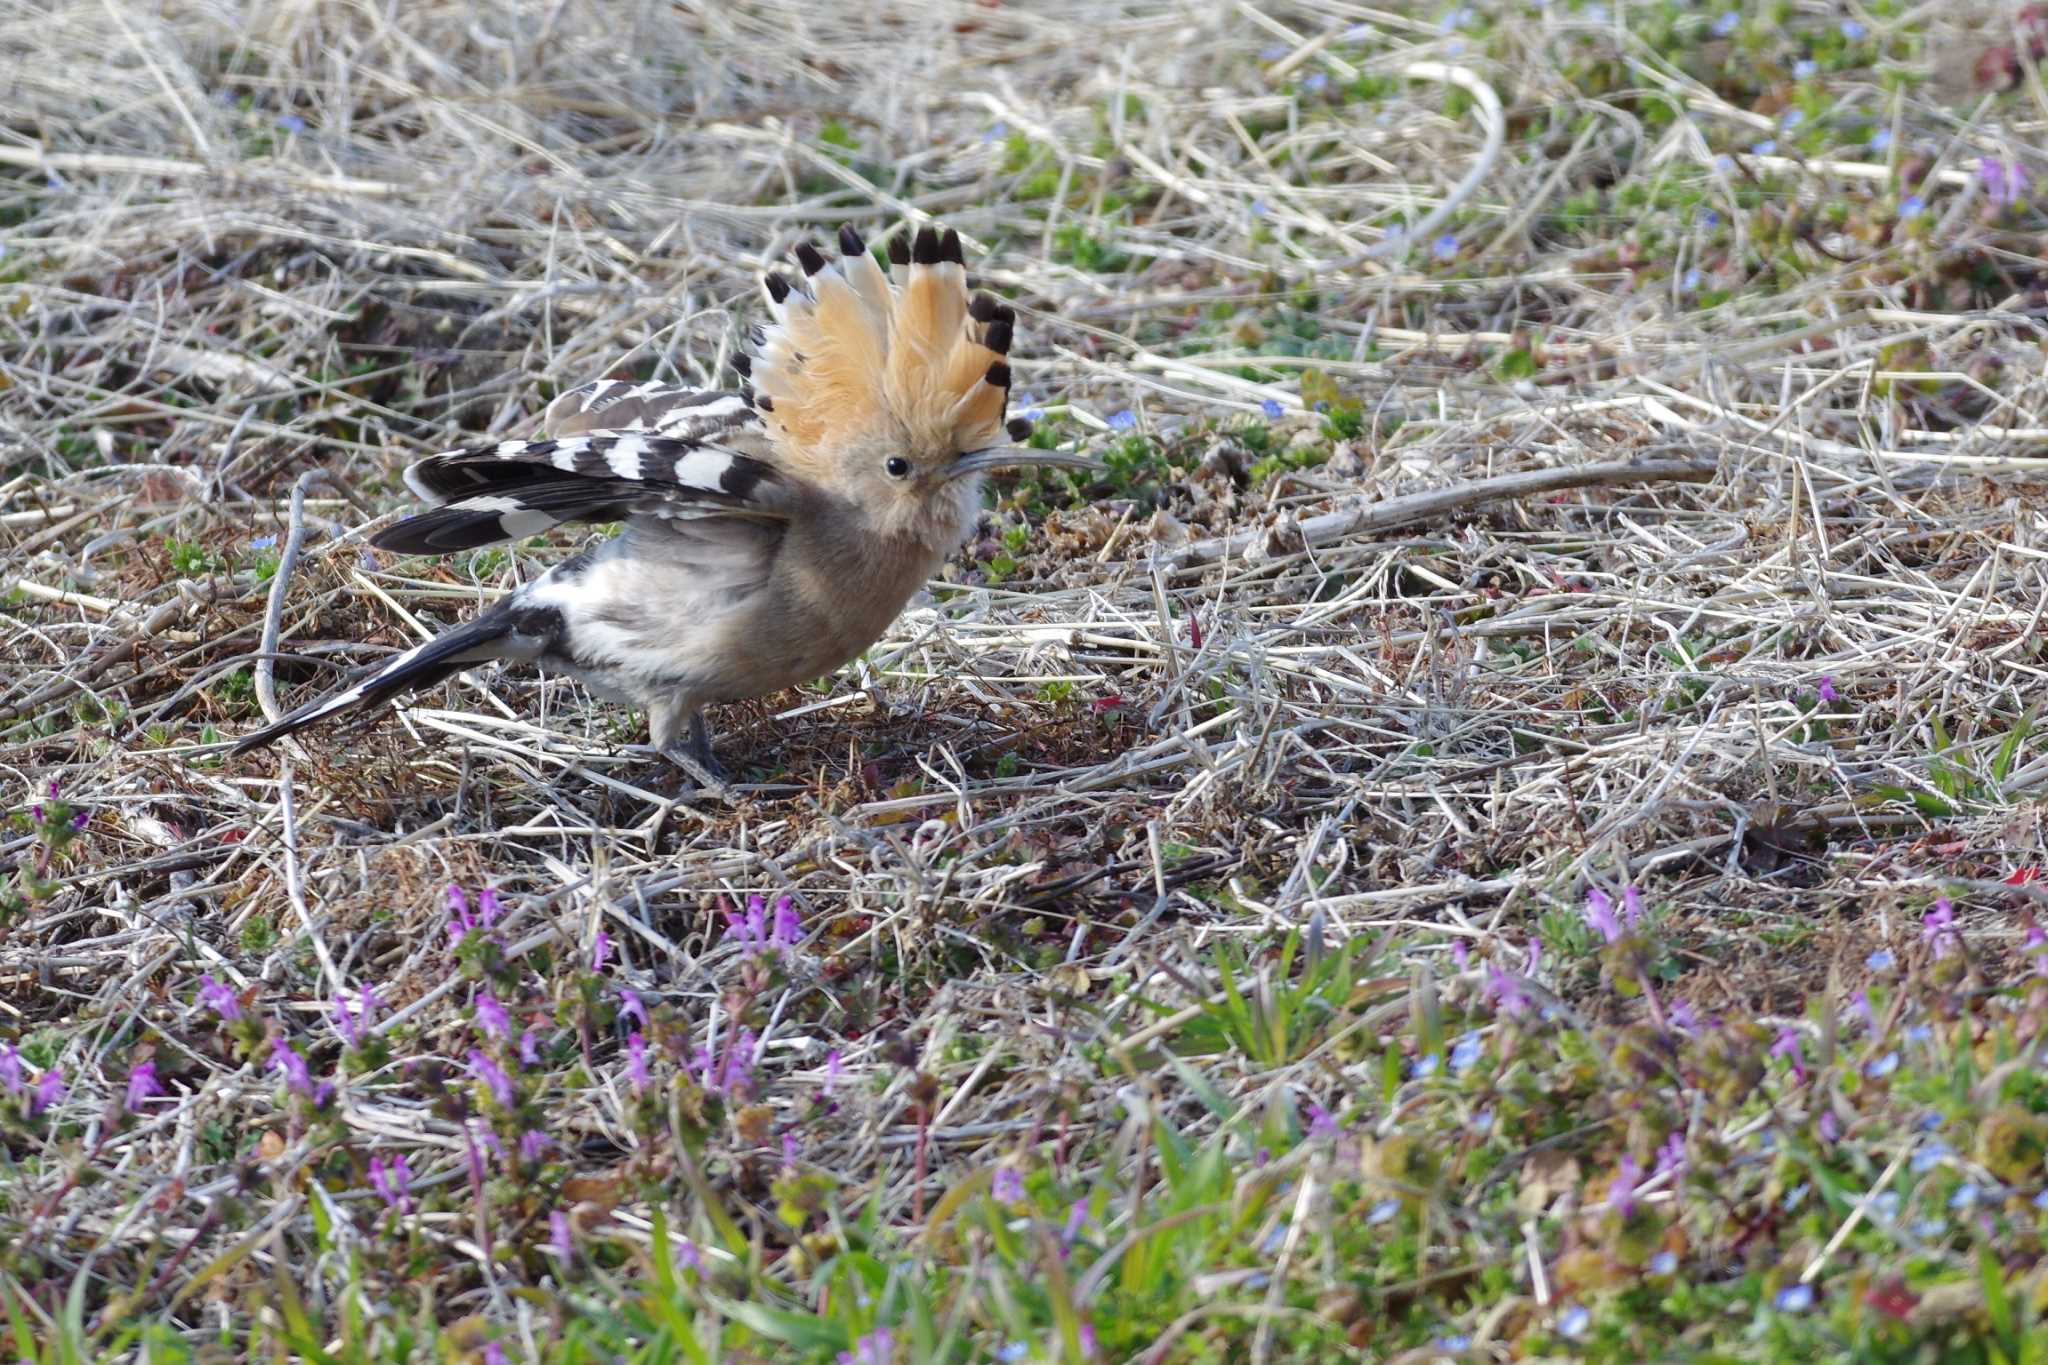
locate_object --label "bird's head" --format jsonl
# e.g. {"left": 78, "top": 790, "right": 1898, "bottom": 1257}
{"left": 740, "top": 224, "right": 1097, "bottom": 547}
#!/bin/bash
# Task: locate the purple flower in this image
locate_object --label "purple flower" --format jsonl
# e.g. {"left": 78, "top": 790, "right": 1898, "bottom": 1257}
{"left": 550, "top": 1209, "right": 574, "bottom": 1260}
{"left": 992, "top": 1166, "right": 1025, "bottom": 1202}
{"left": 1307, "top": 1101, "right": 1341, "bottom": 1140}
{"left": 369, "top": 1152, "right": 414, "bottom": 1213}
{"left": 613, "top": 988, "right": 646, "bottom": 1032}
{"left": 1980, "top": 158, "right": 2031, "bottom": 210}
{"left": 1107, "top": 409, "right": 1138, "bottom": 431}
{"left": 70, "top": 808, "right": 88, "bottom": 832}
{"left": 677, "top": 1238, "right": 705, "bottom": 1273}
{"left": 1621, "top": 885, "right": 1644, "bottom": 928}
{"left": 838, "top": 1328, "right": 895, "bottom": 1365}
{"left": 625, "top": 1031, "right": 651, "bottom": 1092}
{"left": 125, "top": 1061, "right": 162, "bottom": 1113}
{"left": 1583, "top": 888, "right": 1622, "bottom": 944}
{"left": 473, "top": 991, "right": 511, "bottom": 1043}
{"left": 695, "top": 1027, "right": 756, "bottom": 1099}
{"left": 1063, "top": 1200, "right": 1089, "bottom": 1247}
{"left": 782, "top": 1132, "right": 801, "bottom": 1169}
{"left": 477, "top": 886, "right": 501, "bottom": 927}
{"left": 1771, "top": 1027, "right": 1808, "bottom": 1084}
{"left": 519, "top": 1030, "right": 541, "bottom": 1067}
{"left": 198, "top": 974, "right": 242, "bottom": 1022}
{"left": 472, "top": 1119, "right": 505, "bottom": 1162}
{"left": 1819, "top": 1110, "right": 1840, "bottom": 1142}
{"left": 1484, "top": 963, "right": 1529, "bottom": 1017}
{"left": 519, "top": 1127, "right": 551, "bottom": 1162}
{"left": 1655, "top": 1132, "right": 1686, "bottom": 1181}
{"left": 469, "top": 1049, "right": 515, "bottom": 1108}
{"left": 1450, "top": 939, "right": 1469, "bottom": 970}
{"left": 824, "top": 1047, "right": 843, "bottom": 1096}
{"left": 2026, "top": 925, "right": 2048, "bottom": 976}
{"left": 331, "top": 983, "right": 375, "bottom": 1046}
{"left": 1852, "top": 989, "right": 1876, "bottom": 1031}
{"left": 273, "top": 1043, "right": 315, "bottom": 1097}
{"left": 591, "top": 930, "right": 611, "bottom": 972}
{"left": 482, "top": 1344, "right": 508, "bottom": 1365}
{"left": 771, "top": 896, "right": 802, "bottom": 952}
{"left": 1078, "top": 1322, "right": 1098, "bottom": 1358}
{"left": 1260, "top": 398, "right": 1284, "bottom": 420}
{"left": 1609, "top": 1154, "right": 1641, "bottom": 1216}
{"left": 0, "top": 1045, "right": 20, "bottom": 1095}
{"left": 1817, "top": 675, "right": 1839, "bottom": 702}
{"left": 1670, "top": 998, "right": 1699, "bottom": 1032}
{"left": 1923, "top": 898, "right": 1958, "bottom": 958}
{"left": 31, "top": 1067, "right": 65, "bottom": 1115}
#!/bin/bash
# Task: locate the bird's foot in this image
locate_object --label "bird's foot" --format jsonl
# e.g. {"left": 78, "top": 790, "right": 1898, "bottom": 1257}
{"left": 657, "top": 741, "right": 733, "bottom": 801}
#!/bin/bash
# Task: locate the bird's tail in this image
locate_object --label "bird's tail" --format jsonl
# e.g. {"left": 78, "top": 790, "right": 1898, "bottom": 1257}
{"left": 230, "top": 607, "right": 517, "bottom": 755}
{"left": 742, "top": 223, "right": 1029, "bottom": 478}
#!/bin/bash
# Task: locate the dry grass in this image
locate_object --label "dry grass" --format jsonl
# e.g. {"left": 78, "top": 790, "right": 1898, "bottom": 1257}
{"left": 6, "top": 0, "right": 2048, "bottom": 1359}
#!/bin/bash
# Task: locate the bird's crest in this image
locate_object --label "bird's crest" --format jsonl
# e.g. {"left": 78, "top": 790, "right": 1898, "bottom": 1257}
{"left": 740, "top": 224, "right": 1017, "bottom": 479}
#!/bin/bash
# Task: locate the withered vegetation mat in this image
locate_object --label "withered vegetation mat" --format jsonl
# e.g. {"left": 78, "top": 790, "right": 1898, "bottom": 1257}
{"left": 6, "top": 1, "right": 2048, "bottom": 1359}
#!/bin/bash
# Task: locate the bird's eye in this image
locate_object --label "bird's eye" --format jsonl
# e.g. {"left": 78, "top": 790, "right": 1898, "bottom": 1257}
{"left": 884, "top": 456, "right": 911, "bottom": 479}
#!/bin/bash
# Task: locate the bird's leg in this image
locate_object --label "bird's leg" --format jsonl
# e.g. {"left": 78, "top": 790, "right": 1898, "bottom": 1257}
{"left": 651, "top": 701, "right": 730, "bottom": 795}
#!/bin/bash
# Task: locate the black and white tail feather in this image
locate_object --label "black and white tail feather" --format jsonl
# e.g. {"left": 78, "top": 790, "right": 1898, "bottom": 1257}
{"left": 230, "top": 221, "right": 1049, "bottom": 764}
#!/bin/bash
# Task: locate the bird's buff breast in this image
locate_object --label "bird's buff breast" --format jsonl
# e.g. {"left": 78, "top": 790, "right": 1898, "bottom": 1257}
{"left": 697, "top": 545, "right": 939, "bottom": 703}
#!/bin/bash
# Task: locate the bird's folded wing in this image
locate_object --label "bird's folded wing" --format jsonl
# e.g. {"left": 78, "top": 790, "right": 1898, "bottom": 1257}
{"left": 373, "top": 425, "right": 785, "bottom": 555}
{"left": 543, "top": 381, "right": 754, "bottom": 441}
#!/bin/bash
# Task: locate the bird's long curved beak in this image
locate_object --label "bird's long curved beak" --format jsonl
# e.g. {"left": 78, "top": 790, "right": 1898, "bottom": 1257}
{"left": 948, "top": 445, "right": 1103, "bottom": 480}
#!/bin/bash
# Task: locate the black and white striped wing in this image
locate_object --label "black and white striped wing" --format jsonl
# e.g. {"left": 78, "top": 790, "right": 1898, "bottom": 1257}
{"left": 372, "top": 427, "right": 785, "bottom": 556}
{"left": 543, "top": 382, "right": 754, "bottom": 441}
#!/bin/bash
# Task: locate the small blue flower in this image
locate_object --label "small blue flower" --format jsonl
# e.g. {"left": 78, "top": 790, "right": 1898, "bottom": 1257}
{"left": 1367, "top": 1198, "right": 1399, "bottom": 1224}
{"left": 1872, "top": 1191, "right": 1901, "bottom": 1218}
{"left": 1341, "top": 24, "right": 1374, "bottom": 41}
{"left": 982, "top": 122, "right": 1008, "bottom": 144}
{"left": 1436, "top": 1336, "right": 1471, "bottom": 1352}
{"left": 1107, "top": 409, "right": 1137, "bottom": 431}
{"left": 1783, "top": 1182, "right": 1810, "bottom": 1211}
{"left": 1558, "top": 1305, "right": 1591, "bottom": 1339}
{"left": 1757, "top": 1129, "right": 1777, "bottom": 1151}
{"left": 1712, "top": 11, "right": 1740, "bottom": 37}
{"left": 1682, "top": 267, "right": 1702, "bottom": 290}
{"left": 1870, "top": 127, "right": 1892, "bottom": 151}
{"left": 1950, "top": 1182, "right": 1980, "bottom": 1210}
{"left": 1905, "top": 1023, "right": 1932, "bottom": 1043}
{"left": 276, "top": 113, "right": 307, "bottom": 134}
{"left": 1302, "top": 72, "right": 1328, "bottom": 93}
{"left": 2033, "top": 1188, "right": 2048, "bottom": 1210}
{"left": 1775, "top": 1284, "right": 1814, "bottom": 1313}
{"left": 1432, "top": 233, "right": 1459, "bottom": 260}
{"left": 1782, "top": 109, "right": 1805, "bottom": 128}
{"left": 1841, "top": 18, "right": 1867, "bottom": 40}
{"left": 1713, "top": 154, "right": 1735, "bottom": 174}
{"left": 1911, "top": 1217, "right": 1947, "bottom": 1239}
{"left": 1450, "top": 1032, "right": 1484, "bottom": 1073}
{"left": 1866, "top": 1051, "right": 1900, "bottom": 1079}
{"left": 1793, "top": 59, "right": 1818, "bottom": 80}
{"left": 1866, "top": 948, "right": 1895, "bottom": 970}
{"left": 1911, "top": 1139, "right": 1952, "bottom": 1174}
{"left": 1650, "top": 1250, "right": 1679, "bottom": 1274}
{"left": 1699, "top": 207, "right": 1721, "bottom": 227}
{"left": 1020, "top": 408, "right": 1044, "bottom": 422}
{"left": 249, "top": 534, "right": 278, "bottom": 551}
{"left": 1472, "top": 1108, "right": 1494, "bottom": 1133}
{"left": 1899, "top": 195, "right": 1926, "bottom": 221}
{"left": 1438, "top": 6, "right": 1473, "bottom": 33}
{"left": 1411, "top": 1053, "right": 1439, "bottom": 1079}
{"left": 1260, "top": 398, "right": 1284, "bottom": 420}
{"left": 1250, "top": 198, "right": 1270, "bottom": 217}
{"left": 1752, "top": 139, "right": 1778, "bottom": 156}
{"left": 1260, "top": 43, "right": 1288, "bottom": 60}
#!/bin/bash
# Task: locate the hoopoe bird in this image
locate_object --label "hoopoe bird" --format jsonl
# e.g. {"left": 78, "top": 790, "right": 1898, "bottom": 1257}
{"left": 231, "top": 224, "right": 1095, "bottom": 788}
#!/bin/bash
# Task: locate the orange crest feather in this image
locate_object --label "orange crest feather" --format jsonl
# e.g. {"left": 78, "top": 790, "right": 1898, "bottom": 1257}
{"left": 745, "top": 225, "right": 1013, "bottom": 477}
